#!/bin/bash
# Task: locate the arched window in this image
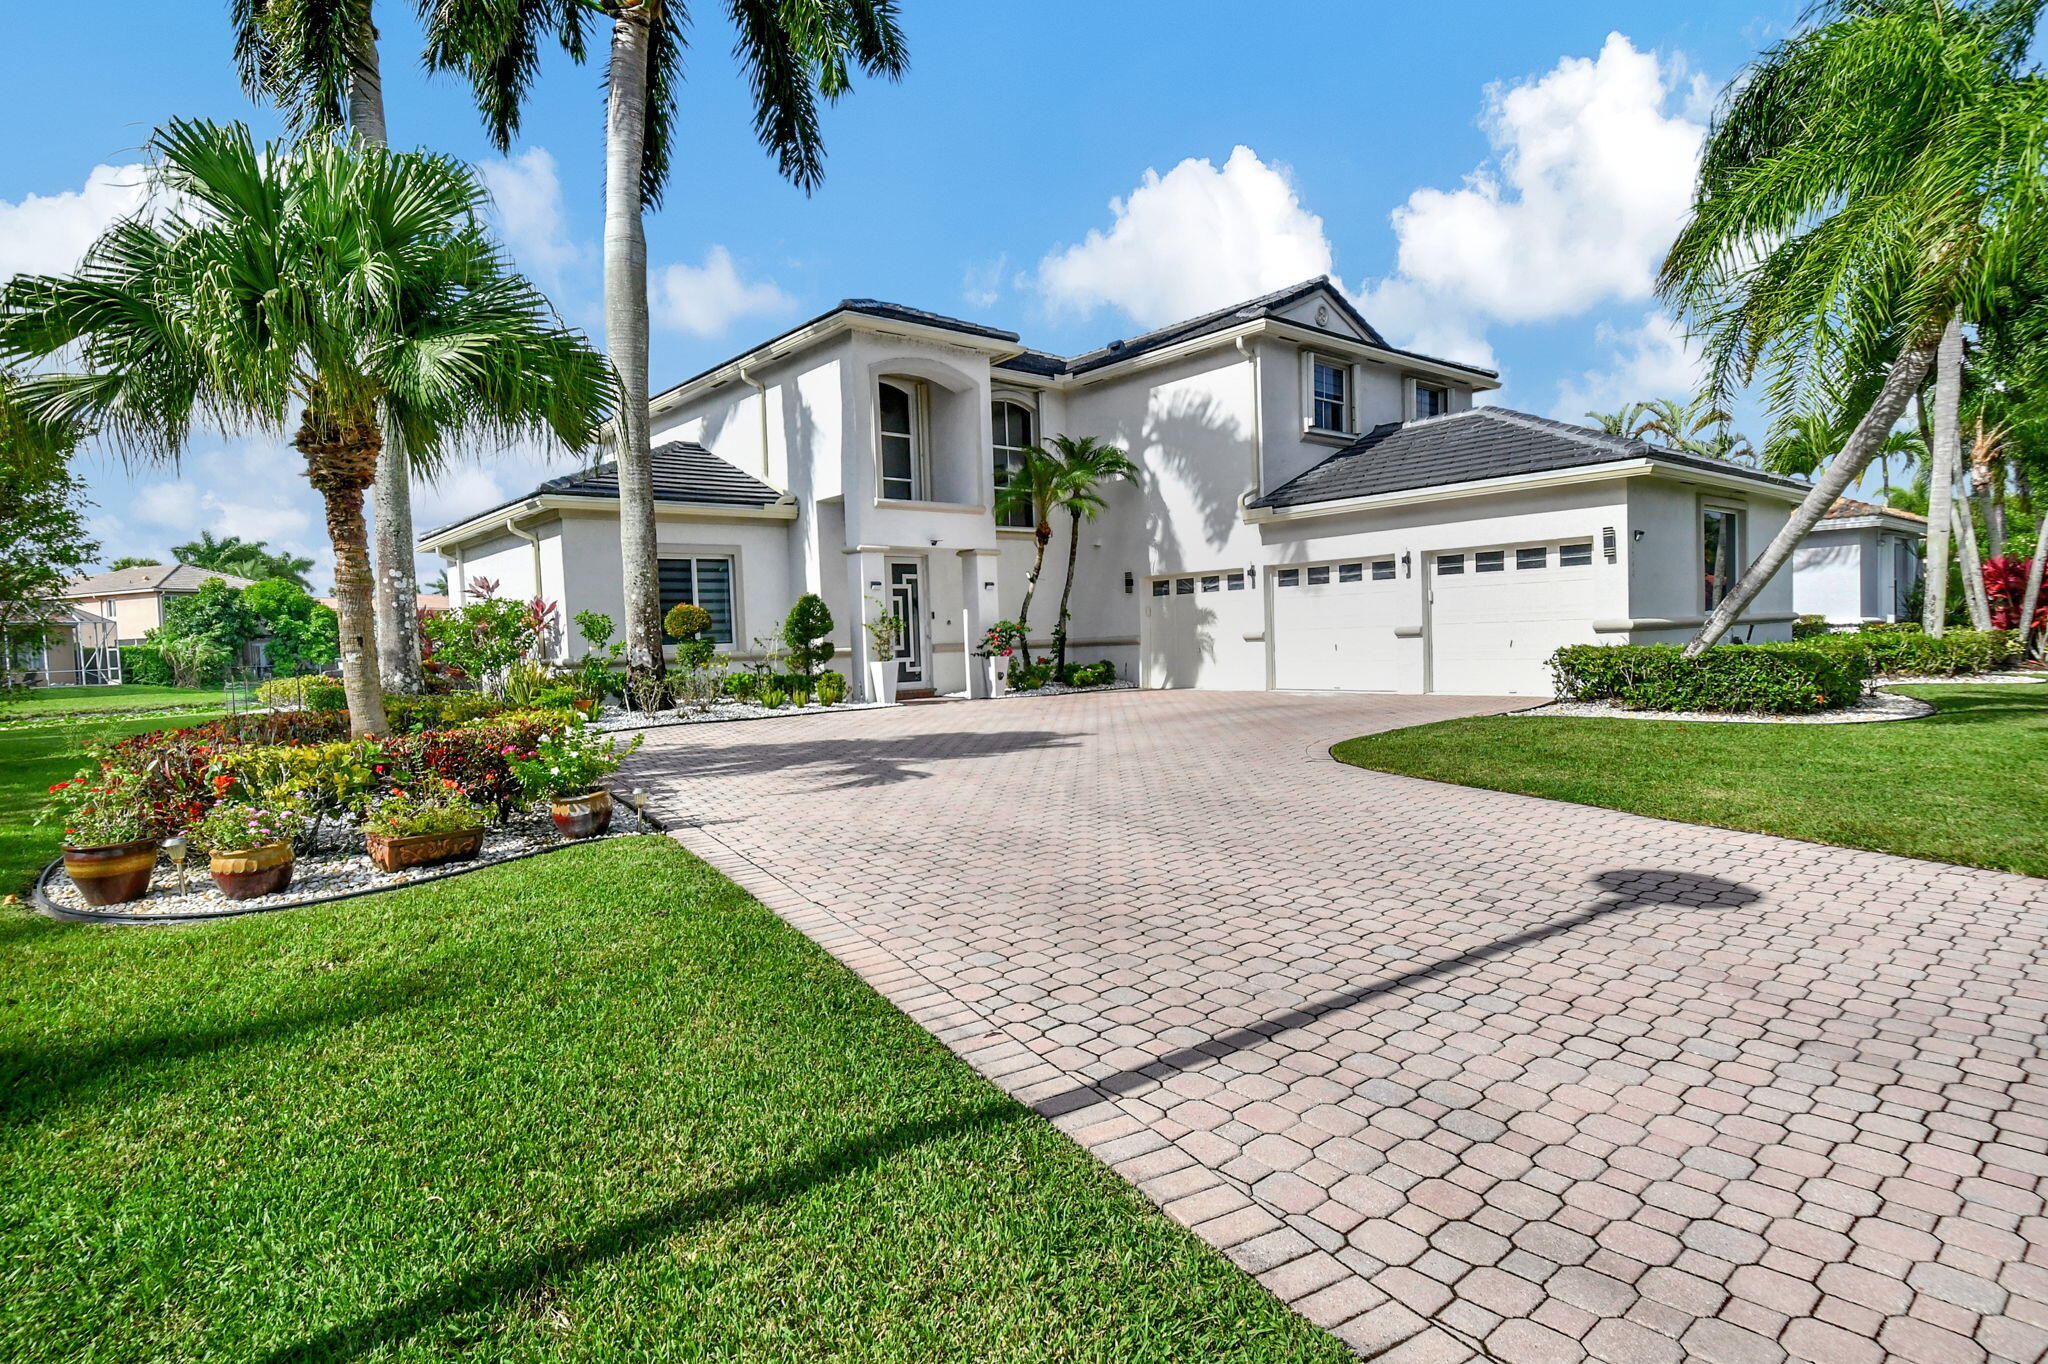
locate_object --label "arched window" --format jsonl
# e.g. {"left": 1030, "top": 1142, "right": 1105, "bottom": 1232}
{"left": 992, "top": 399, "right": 1035, "bottom": 527}
{"left": 878, "top": 378, "right": 925, "bottom": 500}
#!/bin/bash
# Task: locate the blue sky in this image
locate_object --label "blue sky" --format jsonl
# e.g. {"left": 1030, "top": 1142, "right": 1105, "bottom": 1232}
{"left": 3, "top": 0, "right": 1814, "bottom": 587}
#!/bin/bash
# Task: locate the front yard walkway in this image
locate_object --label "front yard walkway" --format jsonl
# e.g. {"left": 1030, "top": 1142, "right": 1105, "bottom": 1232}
{"left": 629, "top": 690, "right": 2048, "bottom": 1364}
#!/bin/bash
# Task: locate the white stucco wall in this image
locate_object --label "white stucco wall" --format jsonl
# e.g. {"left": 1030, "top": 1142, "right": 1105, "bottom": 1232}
{"left": 1623, "top": 478, "right": 1798, "bottom": 644}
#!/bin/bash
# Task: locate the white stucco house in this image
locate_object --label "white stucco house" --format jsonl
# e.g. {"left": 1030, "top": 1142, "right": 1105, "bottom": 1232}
{"left": 418, "top": 277, "right": 1807, "bottom": 699}
{"left": 1792, "top": 497, "right": 1926, "bottom": 626}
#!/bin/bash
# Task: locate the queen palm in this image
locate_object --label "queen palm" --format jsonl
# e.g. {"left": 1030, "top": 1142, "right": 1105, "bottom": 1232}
{"left": 992, "top": 443, "right": 1064, "bottom": 670}
{"left": 231, "top": 0, "right": 433, "bottom": 689}
{"left": 421, "top": 0, "right": 907, "bottom": 689}
{"left": 0, "top": 120, "right": 611, "bottom": 737}
{"left": 1661, "top": 0, "right": 2048, "bottom": 656}
{"left": 1048, "top": 437, "right": 1137, "bottom": 675}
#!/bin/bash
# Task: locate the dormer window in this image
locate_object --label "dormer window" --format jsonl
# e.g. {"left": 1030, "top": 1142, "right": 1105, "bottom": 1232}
{"left": 1310, "top": 355, "right": 1351, "bottom": 433}
{"left": 878, "top": 378, "right": 927, "bottom": 500}
{"left": 1414, "top": 382, "right": 1449, "bottom": 420}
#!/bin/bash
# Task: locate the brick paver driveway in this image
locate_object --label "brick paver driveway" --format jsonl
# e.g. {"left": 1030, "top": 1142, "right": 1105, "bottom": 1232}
{"left": 626, "top": 690, "right": 2048, "bottom": 1364}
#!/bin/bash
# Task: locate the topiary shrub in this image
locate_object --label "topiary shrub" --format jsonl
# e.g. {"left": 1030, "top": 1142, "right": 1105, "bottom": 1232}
{"left": 1549, "top": 642, "right": 1861, "bottom": 714}
{"left": 781, "top": 594, "right": 836, "bottom": 680}
{"left": 663, "top": 602, "right": 712, "bottom": 641}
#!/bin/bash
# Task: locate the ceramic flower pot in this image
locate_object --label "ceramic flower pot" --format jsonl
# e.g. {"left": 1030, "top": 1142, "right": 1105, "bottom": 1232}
{"left": 550, "top": 789, "right": 613, "bottom": 839}
{"left": 366, "top": 827, "right": 484, "bottom": 873}
{"left": 62, "top": 838, "right": 162, "bottom": 906}
{"left": 207, "top": 841, "right": 295, "bottom": 900}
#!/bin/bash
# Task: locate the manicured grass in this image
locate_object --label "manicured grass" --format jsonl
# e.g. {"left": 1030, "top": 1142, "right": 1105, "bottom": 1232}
{"left": 0, "top": 683, "right": 236, "bottom": 719}
{"left": 0, "top": 836, "right": 1347, "bottom": 1363}
{"left": 1333, "top": 683, "right": 2048, "bottom": 878}
{"left": 0, "top": 710, "right": 229, "bottom": 896}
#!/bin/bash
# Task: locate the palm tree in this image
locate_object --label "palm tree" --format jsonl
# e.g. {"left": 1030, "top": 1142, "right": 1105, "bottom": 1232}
{"left": 231, "top": 0, "right": 430, "bottom": 690}
{"left": 170, "top": 531, "right": 319, "bottom": 589}
{"left": 1584, "top": 403, "right": 1650, "bottom": 437}
{"left": 1046, "top": 437, "right": 1138, "bottom": 675}
{"left": 0, "top": 120, "right": 612, "bottom": 737}
{"left": 1660, "top": 0, "right": 2048, "bottom": 657}
{"left": 992, "top": 444, "right": 1064, "bottom": 669}
{"left": 422, "top": 0, "right": 907, "bottom": 691}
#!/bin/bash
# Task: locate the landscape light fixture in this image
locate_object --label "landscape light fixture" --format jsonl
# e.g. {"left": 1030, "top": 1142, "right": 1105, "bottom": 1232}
{"left": 163, "top": 836, "right": 188, "bottom": 895}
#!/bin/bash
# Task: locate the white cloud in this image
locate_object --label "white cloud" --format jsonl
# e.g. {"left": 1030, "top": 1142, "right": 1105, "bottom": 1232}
{"left": 478, "top": 147, "right": 581, "bottom": 294}
{"left": 1550, "top": 311, "right": 1704, "bottom": 421}
{"left": 1363, "top": 34, "right": 1706, "bottom": 353}
{"left": 651, "top": 245, "right": 795, "bottom": 337}
{"left": 962, "top": 254, "right": 1008, "bottom": 309}
{"left": 1037, "top": 146, "right": 1335, "bottom": 328}
{"left": 0, "top": 163, "right": 149, "bottom": 281}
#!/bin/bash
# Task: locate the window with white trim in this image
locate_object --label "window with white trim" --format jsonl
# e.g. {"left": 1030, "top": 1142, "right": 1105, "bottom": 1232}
{"left": 1151, "top": 579, "right": 1169, "bottom": 597}
{"left": 1277, "top": 568, "right": 1300, "bottom": 587}
{"left": 1338, "top": 562, "right": 1363, "bottom": 583}
{"left": 992, "top": 399, "right": 1034, "bottom": 527}
{"left": 1310, "top": 356, "right": 1351, "bottom": 433}
{"left": 1517, "top": 547, "right": 1547, "bottom": 570}
{"left": 1414, "top": 382, "right": 1449, "bottom": 420}
{"left": 878, "top": 378, "right": 927, "bottom": 501}
{"left": 1307, "top": 565, "right": 1331, "bottom": 586}
{"left": 1372, "top": 559, "right": 1396, "bottom": 581}
{"left": 1201, "top": 574, "right": 1221, "bottom": 593}
{"left": 1176, "top": 578, "right": 1194, "bottom": 594}
{"left": 1226, "top": 572, "right": 1246, "bottom": 590}
{"left": 658, "top": 556, "right": 735, "bottom": 644}
{"left": 1437, "top": 554, "right": 1465, "bottom": 575}
{"left": 1475, "top": 551, "right": 1505, "bottom": 573}
{"left": 1704, "top": 509, "right": 1742, "bottom": 611}
{"left": 1560, "top": 542, "right": 1593, "bottom": 567}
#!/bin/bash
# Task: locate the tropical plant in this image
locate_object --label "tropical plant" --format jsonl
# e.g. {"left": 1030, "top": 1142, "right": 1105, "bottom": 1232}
{"left": 161, "top": 576, "right": 262, "bottom": 657}
{"left": 780, "top": 594, "right": 836, "bottom": 680}
{"left": 423, "top": 0, "right": 908, "bottom": 694}
{"left": 359, "top": 784, "right": 491, "bottom": 838}
{"left": 506, "top": 727, "right": 641, "bottom": 801}
{"left": 418, "top": 599, "right": 541, "bottom": 691}
{"left": 155, "top": 636, "right": 235, "bottom": 690}
{"left": 170, "top": 531, "right": 318, "bottom": 590}
{"left": 38, "top": 769, "right": 154, "bottom": 848}
{"left": 106, "top": 556, "right": 162, "bottom": 571}
{"left": 0, "top": 121, "right": 612, "bottom": 739}
{"left": 1044, "top": 436, "right": 1138, "bottom": 673}
{"left": 572, "top": 609, "right": 625, "bottom": 703}
{"left": 816, "top": 670, "right": 848, "bottom": 705}
{"left": 185, "top": 800, "right": 305, "bottom": 852}
{"left": 662, "top": 601, "right": 716, "bottom": 670}
{"left": 1660, "top": 0, "right": 2048, "bottom": 656}
{"left": 0, "top": 372, "right": 96, "bottom": 674}
{"left": 242, "top": 577, "right": 341, "bottom": 676}
{"left": 991, "top": 443, "right": 1064, "bottom": 663}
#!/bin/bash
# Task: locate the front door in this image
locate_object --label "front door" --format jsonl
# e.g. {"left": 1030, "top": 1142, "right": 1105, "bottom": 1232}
{"left": 888, "top": 560, "right": 925, "bottom": 685}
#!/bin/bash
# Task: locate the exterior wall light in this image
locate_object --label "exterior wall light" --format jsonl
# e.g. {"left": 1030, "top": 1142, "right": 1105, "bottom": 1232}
{"left": 1401, "top": 551, "right": 1412, "bottom": 577}
{"left": 1632, "top": 529, "right": 1646, "bottom": 542}
{"left": 1602, "top": 527, "right": 1617, "bottom": 561}
{"left": 1247, "top": 565, "right": 1257, "bottom": 586}
{"left": 1124, "top": 571, "right": 1134, "bottom": 594}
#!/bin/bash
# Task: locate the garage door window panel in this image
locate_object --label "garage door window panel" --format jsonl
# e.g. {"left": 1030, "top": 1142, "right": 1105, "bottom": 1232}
{"left": 1475, "top": 551, "right": 1505, "bottom": 573}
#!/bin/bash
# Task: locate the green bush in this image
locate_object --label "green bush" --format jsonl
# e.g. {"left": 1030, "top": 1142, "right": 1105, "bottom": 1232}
{"left": 1801, "top": 625, "right": 2019, "bottom": 678}
{"left": 664, "top": 602, "right": 713, "bottom": 642}
{"left": 382, "top": 693, "right": 514, "bottom": 734}
{"left": 256, "top": 675, "right": 344, "bottom": 710}
{"left": 817, "top": 671, "right": 848, "bottom": 705}
{"left": 1550, "top": 642, "right": 1862, "bottom": 714}
{"left": 1012, "top": 663, "right": 1053, "bottom": 691}
{"left": 120, "top": 643, "right": 172, "bottom": 686}
{"left": 1792, "top": 614, "right": 1831, "bottom": 640}
{"left": 781, "top": 594, "right": 836, "bottom": 679}
{"left": 758, "top": 686, "right": 788, "bottom": 710}
{"left": 1059, "top": 660, "right": 1117, "bottom": 688}
{"left": 723, "top": 672, "right": 759, "bottom": 701}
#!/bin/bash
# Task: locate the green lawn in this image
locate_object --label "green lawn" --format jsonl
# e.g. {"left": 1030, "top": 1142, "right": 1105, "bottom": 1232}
{"left": 1334, "top": 683, "right": 2048, "bottom": 878}
{"left": 0, "top": 710, "right": 229, "bottom": 896}
{"left": 0, "top": 683, "right": 236, "bottom": 720}
{"left": 0, "top": 836, "right": 1345, "bottom": 1363}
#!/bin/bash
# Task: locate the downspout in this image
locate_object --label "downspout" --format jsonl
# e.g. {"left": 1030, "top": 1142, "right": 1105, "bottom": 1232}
{"left": 505, "top": 512, "right": 551, "bottom": 659}
{"left": 740, "top": 364, "right": 771, "bottom": 477}
{"left": 1235, "top": 336, "right": 1262, "bottom": 499}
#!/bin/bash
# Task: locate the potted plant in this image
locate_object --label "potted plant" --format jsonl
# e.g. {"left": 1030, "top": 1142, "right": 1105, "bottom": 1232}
{"left": 361, "top": 784, "right": 491, "bottom": 872}
{"left": 863, "top": 596, "right": 904, "bottom": 705}
{"left": 39, "top": 773, "right": 160, "bottom": 907}
{"left": 506, "top": 729, "right": 643, "bottom": 838}
{"left": 974, "top": 620, "right": 1026, "bottom": 698}
{"left": 189, "top": 801, "right": 303, "bottom": 900}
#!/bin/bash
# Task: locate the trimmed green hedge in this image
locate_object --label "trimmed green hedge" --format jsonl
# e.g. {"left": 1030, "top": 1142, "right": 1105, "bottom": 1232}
{"left": 1800, "top": 626, "right": 2019, "bottom": 679}
{"left": 119, "top": 644, "right": 172, "bottom": 687}
{"left": 1550, "top": 643, "right": 1863, "bottom": 714}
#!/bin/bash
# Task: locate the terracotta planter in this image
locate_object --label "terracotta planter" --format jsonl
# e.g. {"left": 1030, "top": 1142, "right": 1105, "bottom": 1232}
{"left": 62, "top": 838, "right": 161, "bottom": 907}
{"left": 365, "top": 827, "right": 483, "bottom": 873}
{"left": 208, "top": 841, "right": 295, "bottom": 900}
{"left": 572, "top": 697, "right": 595, "bottom": 716}
{"left": 550, "top": 789, "right": 613, "bottom": 839}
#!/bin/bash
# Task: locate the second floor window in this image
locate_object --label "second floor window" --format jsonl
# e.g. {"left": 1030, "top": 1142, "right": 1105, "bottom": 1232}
{"left": 992, "top": 400, "right": 1035, "bottom": 527}
{"left": 878, "top": 379, "right": 926, "bottom": 500}
{"left": 1414, "top": 382, "right": 1449, "bottom": 419}
{"left": 1311, "top": 357, "right": 1349, "bottom": 432}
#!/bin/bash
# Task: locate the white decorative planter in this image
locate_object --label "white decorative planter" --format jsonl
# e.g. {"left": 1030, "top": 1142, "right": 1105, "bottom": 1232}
{"left": 865, "top": 659, "right": 898, "bottom": 705}
{"left": 985, "top": 660, "right": 1009, "bottom": 698}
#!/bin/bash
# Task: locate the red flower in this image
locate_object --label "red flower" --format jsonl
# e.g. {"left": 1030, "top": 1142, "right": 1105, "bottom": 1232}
{"left": 212, "top": 774, "right": 234, "bottom": 793}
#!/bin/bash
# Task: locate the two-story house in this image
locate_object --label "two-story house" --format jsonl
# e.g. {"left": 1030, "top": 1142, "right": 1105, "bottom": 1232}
{"left": 417, "top": 277, "right": 1805, "bottom": 698}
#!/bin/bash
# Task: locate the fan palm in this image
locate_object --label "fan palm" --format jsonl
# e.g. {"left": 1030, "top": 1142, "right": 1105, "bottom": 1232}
{"left": 1047, "top": 436, "right": 1138, "bottom": 674}
{"left": 0, "top": 120, "right": 613, "bottom": 737}
{"left": 991, "top": 443, "right": 1063, "bottom": 670}
{"left": 231, "top": 0, "right": 438, "bottom": 688}
{"left": 421, "top": 0, "right": 908, "bottom": 689}
{"left": 1660, "top": 0, "right": 2048, "bottom": 656}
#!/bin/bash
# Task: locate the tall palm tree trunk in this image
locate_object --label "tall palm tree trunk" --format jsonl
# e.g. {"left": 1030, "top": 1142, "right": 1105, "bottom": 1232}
{"left": 1923, "top": 314, "right": 1963, "bottom": 635}
{"left": 605, "top": 10, "right": 662, "bottom": 693}
{"left": 1017, "top": 522, "right": 1050, "bottom": 665}
{"left": 346, "top": 13, "right": 387, "bottom": 143}
{"left": 1954, "top": 498, "right": 1994, "bottom": 629}
{"left": 2017, "top": 516, "right": 2047, "bottom": 660}
{"left": 1054, "top": 509, "right": 1082, "bottom": 674}
{"left": 298, "top": 405, "right": 389, "bottom": 737}
{"left": 1685, "top": 341, "right": 1937, "bottom": 656}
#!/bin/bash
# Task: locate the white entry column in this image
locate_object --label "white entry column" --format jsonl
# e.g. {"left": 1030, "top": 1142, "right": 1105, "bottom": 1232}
{"left": 845, "top": 545, "right": 891, "bottom": 703}
{"left": 958, "top": 548, "right": 1000, "bottom": 699}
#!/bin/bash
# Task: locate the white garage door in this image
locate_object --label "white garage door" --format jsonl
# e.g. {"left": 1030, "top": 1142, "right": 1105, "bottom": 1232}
{"left": 1272, "top": 557, "right": 1404, "bottom": 691}
{"left": 1429, "top": 540, "right": 1599, "bottom": 696}
{"left": 1141, "top": 570, "right": 1266, "bottom": 690}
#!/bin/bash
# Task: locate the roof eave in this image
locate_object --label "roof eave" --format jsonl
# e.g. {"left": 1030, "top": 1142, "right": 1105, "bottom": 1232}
{"left": 416, "top": 492, "right": 797, "bottom": 554}
{"left": 1247, "top": 454, "right": 1802, "bottom": 522}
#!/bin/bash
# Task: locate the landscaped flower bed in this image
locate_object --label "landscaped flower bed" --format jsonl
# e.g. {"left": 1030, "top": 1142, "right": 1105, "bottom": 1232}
{"left": 32, "top": 700, "right": 642, "bottom": 918}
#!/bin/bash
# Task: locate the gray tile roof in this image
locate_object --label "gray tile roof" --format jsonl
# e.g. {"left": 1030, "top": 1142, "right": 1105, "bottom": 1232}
{"left": 65, "top": 563, "right": 259, "bottom": 596}
{"left": 1251, "top": 407, "right": 1809, "bottom": 509}
{"left": 534, "top": 441, "right": 784, "bottom": 507}
{"left": 1062, "top": 276, "right": 1397, "bottom": 376}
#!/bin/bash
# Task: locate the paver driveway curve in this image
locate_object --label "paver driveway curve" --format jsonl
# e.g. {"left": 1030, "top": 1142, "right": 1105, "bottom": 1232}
{"left": 625, "top": 690, "right": 2048, "bottom": 1364}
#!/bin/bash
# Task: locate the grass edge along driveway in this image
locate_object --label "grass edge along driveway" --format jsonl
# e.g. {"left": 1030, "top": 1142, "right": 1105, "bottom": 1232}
{"left": 1332, "top": 682, "right": 2048, "bottom": 879}
{"left": 0, "top": 836, "right": 1351, "bottom": 1364}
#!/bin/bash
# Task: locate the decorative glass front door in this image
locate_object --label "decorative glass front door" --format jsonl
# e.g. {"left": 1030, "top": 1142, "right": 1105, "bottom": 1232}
{"left": 889, "top": 560, "right": 925, "bottom": 684}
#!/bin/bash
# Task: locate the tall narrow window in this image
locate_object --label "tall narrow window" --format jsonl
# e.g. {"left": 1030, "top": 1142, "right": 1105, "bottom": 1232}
{"left": 1703, "top": 509, "right": 1741, "bottom": 611}
{"left": 1414, "top": 383, "right": 1449, "bottom": 419}
{"left": 658, "top": 556, "right": 736, "bottom": 644}
{"left": 992, "top": 399, "right": 1035, "bottom": 527}
{"left": 1311, "top": 357, "right": 1349, "bottom": 432}
{"left": 878, "top": 380, "right": 922, "bottom": 500}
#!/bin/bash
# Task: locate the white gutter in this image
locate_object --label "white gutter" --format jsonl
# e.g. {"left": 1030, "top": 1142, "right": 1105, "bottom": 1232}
{"left": 417, "top": 492, "right": 798, "bottom": 555}
{"left": 739, "top": 364, "right": 771, "bottom": 477}
{"left": 1245, "top": 457, "right": 1803, "bottom": 524}
{"left": 1235, "top": 336, "right": 1263, "bottom": 498}
{"left": 505, "top": 515, "right": 543, "bottom": 597}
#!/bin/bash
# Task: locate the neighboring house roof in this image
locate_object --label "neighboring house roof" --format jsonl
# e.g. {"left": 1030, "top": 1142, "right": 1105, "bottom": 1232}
{"left": 1817, "top": 496, "right": 1927, "bottom": 528}
{"left": 1252, "top": 407, "right": 1809, "bottom": 509}
{"left": 419, "top": 442, "right": 784, "bottom": 544}
{"left": 63, "top": 564, "right": 259, "bottom": 597}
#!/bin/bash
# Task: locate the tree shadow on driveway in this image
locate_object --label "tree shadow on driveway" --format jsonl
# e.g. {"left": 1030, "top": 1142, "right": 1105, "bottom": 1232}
{"left": 625, "top": 728, "right": 1084, "bottom": 791}
{"left": 1031, "top": 868, "right": 1763, "bottom": 1118}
